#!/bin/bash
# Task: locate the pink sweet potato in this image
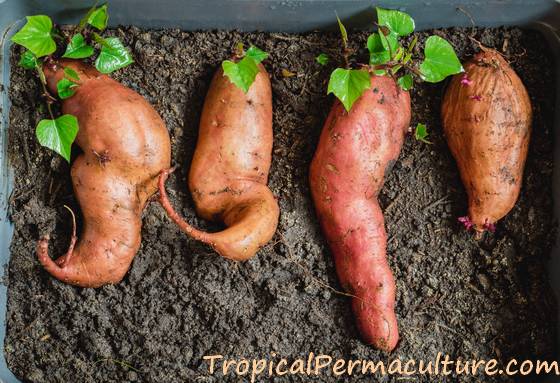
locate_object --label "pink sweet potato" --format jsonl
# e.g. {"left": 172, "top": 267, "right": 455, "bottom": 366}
{"left": 36, "top": 59, "right": 171, "bottom": 287}
{"left": 309, "top": 75, "right": 411, "bottom": 351}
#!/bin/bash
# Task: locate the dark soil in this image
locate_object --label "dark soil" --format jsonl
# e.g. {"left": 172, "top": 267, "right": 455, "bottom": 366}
{"left": 4, "top": 26, "right": 557, "bottom": 382}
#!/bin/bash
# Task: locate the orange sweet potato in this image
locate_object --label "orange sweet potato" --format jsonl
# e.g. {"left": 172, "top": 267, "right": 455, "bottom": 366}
{"left": 442, "top": 48, "right": 532, "bottom": 232}
{"left": 37, "top": 59, "right": 171, "bottom": 287}
{"left": 159, "top": 63, "right": 279, "bottom": 261}
{"left": 309, "top": 75, "right": 411, "bottom": 351}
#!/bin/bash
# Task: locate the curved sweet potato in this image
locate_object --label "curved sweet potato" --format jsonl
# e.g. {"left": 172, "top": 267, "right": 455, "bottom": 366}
{"left": 37, "top": 59, "right": 171, "bottom": 287}
{"left": 309, "top": 75, "right": 411, "bottom": 351}
{"left": 159, "top": 63, "right": 279, "bottom": 261}
{"left": 442, "top": 48, "right": 532, "bottom": 232}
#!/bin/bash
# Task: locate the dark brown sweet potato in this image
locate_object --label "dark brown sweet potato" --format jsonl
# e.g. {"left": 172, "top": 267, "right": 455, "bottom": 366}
{"left": 159, "top": 64, "right": 279, "bottom": 261}
{"left": 309, "top": 75, "right": 411, "bottom": 351}
{"left": 37, "top": 60, "right": 171, "bottom": 287}
{"left": 442, "top": 48, "right": 532, "bottom": 232}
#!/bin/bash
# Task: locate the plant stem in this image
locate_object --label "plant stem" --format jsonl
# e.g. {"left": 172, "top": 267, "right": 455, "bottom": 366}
{"left": 35, "top": 66, "right": 56, "bottom": 121}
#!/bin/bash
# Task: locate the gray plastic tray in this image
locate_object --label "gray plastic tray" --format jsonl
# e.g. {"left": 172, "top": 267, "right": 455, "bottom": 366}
{"left": 1, "top": 1, "right": 560, "bottom": 382}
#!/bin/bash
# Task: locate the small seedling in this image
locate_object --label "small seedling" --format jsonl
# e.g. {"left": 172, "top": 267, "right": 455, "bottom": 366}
{"left": 222, "top": 44, "right": 269, "bottom": 93}
{"left": 11, "top": 3, "right": 134, "bottom": 161}
{"left": 316, "top": 53, "right": 329, "bottom": 66}
{"left": 414, "top": 123, "right": 431, "bottom": 144}
{"left": 327, "top": 7, "right": 463, "bottom": 112}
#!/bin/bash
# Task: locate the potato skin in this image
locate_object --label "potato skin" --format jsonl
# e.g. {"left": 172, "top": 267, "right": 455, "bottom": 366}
{"left": 37, "top": 60, "right": 171, "bottom": 288}
{"left": 309, "top": 75, "right": 411, "bottom": 351}
{"left": 442, "top": 49, "right": 532, "bottom": 231}
{"left": 159, "top": 64, "right": 279, "bottom": 261}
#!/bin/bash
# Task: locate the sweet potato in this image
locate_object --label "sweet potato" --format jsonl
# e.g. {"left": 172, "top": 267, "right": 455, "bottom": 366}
{"left": 309, "top": 75, "right": 411, "bottom": 351}
{"left": 36, "top": 59, "right": 171, "bottom": 287}
{"left": 159, "top": 63, "right": 279, "bottom": 261}
{"left": 442, "top": 48, "right": 532, "bottom": 232}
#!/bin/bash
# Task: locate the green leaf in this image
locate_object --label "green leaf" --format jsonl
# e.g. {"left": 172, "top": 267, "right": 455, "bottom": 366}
{"left": 373, "top": 69, "right": 387, "bottom": 76}
{"left": 88, "top": 4, "right": 108, "bottom": 31}
{"left": 19, "top": 50, "right": 39, "bottom": 69}
{"left": 222, "top": 56, "right": 260, "bottom": 93}
{"left": 336, "top": 14, "right": 348, "bottom": 46}
{"left": 419, "top": 35, "right": 463, "bottom": 83}
{"left": 378, "top": 30, "right": 399, "bottom": 55}
{"left": 407, "top": 35, "right": 418, "bottom": 53}
{"left": 64, "top": 67, "right": 80, "bottom": 82}
{"left": 367, "top": 33, "right": 390, "bottom": 65}
{"left": 391, "top": 64, "right": 403, "bottom": 75}
{"left": 235, "top": 42, "right": 245, "bottom": 57}
{"left": 245, "top": 45, "right": 268, "bottom": 64}
{"left": 376, "top": 7, "right": 415, "bottom": 37}
{"left": 327, "top": 68, "right": 371, "bottom": 112}
{"left": 397, "top": 74, "right": 413, "bottom": 90}
{"left": 393, "top": 47, "right": 404, "bottom": 62}
{"left": 414, "top": 123, "right": 431, "bottom": 144}
{"left": 35, "top": 115, "right": 79, "bottom": 162}
{"left": 62, "top": 34, "right": 95, "bottom": 59}
{"left": 11, "top": 15, "right": 56, "bottom": 57}
{"left": 94, "top": 36, "right": 134, "bottom": 73}
{"left": 315, "top": 53, "right": 329, "bottom": 66}
{"left": 57, "top": 78, "right": 78, "bottom": 99}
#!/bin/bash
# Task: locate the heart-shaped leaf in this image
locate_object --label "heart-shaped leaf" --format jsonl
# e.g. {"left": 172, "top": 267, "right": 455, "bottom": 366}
{"left": 222, "top": 45, "right": 268, "bottom": 93}
{"left": 419, "top": 35, "right": 463, "bottom": 83}
{"left": 222, "top": 56, "right": 259, "bottom": 93}
{"left": 11, "top": 15, "right": 56, "bottom": 57}
{"left": 397, "top": 74, "right": 413, "bottom": 91}
{"left": 94, "top": 36, "right": 134, "bottom": 74}
{"left": 36, "top": 115, "right": 79, "bottom": 162}
{"left": 19, "top": 50, "right": 39, "bottom": 69}
{"left": 367, "top": 33, "right": 390, "bottom": 65}
{"left": 88, "top": 4, "right": 108, "bottom": 31}
{"left": 376, "top": 7, "right": 415, "bottom": 37}
{"left": 327, "top": 68, "right": 371, "bottom": 112}
{"left": 62, "top": 34, "right": 95, "bottom": 59}
{"left": 57, "top": 78, "right": 79, "bottom": 99}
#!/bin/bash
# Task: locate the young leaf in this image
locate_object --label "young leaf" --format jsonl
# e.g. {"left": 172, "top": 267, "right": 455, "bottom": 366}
{"left": 222, "top": 56, "right": 260, "bottom": 93}
{"left": 62, "top": 34, "right": 95, "bottom": 59}
{"left": 235, "top": 42, "right": 245, "bottom": 57}
{"left": 391, "top": 64, "right": 403, "bottom": 75}
{"left": 376, "top": 7, "right": 415, "bottom": 37}
{"left": 19, "top": 50, "right": 39, "bottom": 69}
{"left": 57, "top": 78, "right": 78, "bottom": 99}
{"left": 87, "top": 4, "right": 108, "bottom": 31}
{"left": 397, "top": 74, "right": 413, "bottom": 90}
{"left": 367, "top": 34, "right": 390, "bottom": 65}
{"left": 245, "top": 45, "right": 268, "bottom": 64}
{"left": 378, "top": 30, "right": 399, "bottom": 55}
{"left": 336, "top": 14, "right": 348, "bottom": 46}
{"left": 63, "top": 67, "right": 80, "bottom": 82}
{"left": 414, "top": 123, "right": 431, "bottom": 144}
{"left": 36, "top": 114, "right": 79, "bottom": 162}
{"left": 315, "top": 53, "right": 329, "bottom": 66}
{"left": 419, "top": 36, "right": 463, "bottom": 83}
{"left": 11, "top": 15, "right": 56, "bottom": 57}
{"left": 94, "top": 36, "right": 134, "bottom": 74}
{"left": 327, "top": 68, "right": 371, "bottom": 112}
